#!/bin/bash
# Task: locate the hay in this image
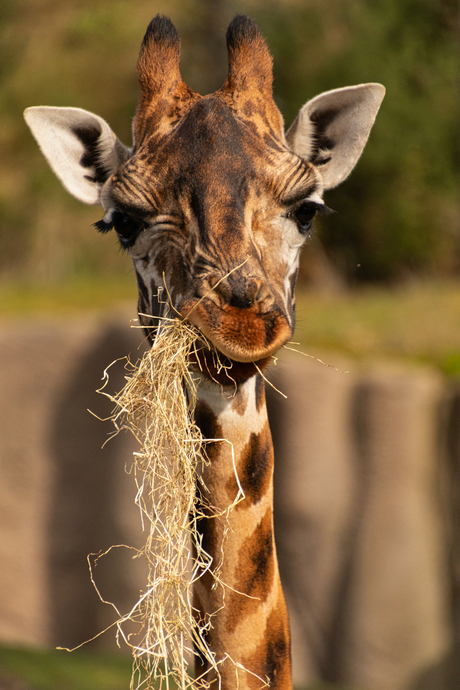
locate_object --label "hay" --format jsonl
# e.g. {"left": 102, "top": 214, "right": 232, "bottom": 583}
{"left": 100, "top": 316, "right": 231, "bottom": 690}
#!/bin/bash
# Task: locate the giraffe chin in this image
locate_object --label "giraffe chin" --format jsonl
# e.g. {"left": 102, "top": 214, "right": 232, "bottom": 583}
{"left": 191, "top": 349, "right": 272, "bottom": 386}
{"left": 180, "top": 299, "right": 292, "bottom": 384}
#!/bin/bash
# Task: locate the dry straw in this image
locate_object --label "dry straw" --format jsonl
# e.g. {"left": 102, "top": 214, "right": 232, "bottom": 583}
{"left": 64, "top": 312, "right": 341, "bottom": 689}
{"left": 99, "top": 316, "right": 231, "bottom": 690}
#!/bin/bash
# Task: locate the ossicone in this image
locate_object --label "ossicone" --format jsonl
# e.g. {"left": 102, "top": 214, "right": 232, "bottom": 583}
{"left": 226, "top": 14, "right": 264, "bottom": 51}
{"left": 134, "top": 14, "right": 200, "bottom": 145}
{"left": 141, "top": 14, "right": 180, "bottom": 51}
{"left": 224, "top": 15, "right": 274, "bottom": 95}
{"left": 137, "top": 14, "right": 181, "bottom": 100}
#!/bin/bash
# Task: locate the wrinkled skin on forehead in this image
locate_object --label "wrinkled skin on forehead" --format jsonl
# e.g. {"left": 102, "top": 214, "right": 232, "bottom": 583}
{"left": 103, "top": 92, "right": 319, "bottom": 375}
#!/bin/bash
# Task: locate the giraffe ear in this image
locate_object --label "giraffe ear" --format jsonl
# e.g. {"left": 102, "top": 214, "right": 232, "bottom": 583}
{"left": 24, "top": 106, "right": 130, "bottom": 204}
{"left": 286, "top": 83, "right": 385, "bottom": 190}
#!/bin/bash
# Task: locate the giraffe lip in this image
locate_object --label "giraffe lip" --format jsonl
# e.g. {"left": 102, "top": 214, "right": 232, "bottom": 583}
{"left": 190, "top": 348, "right": 272, "bottom": 386}
{"left": 180, "top": 297, "right": 292, "bottom": 363}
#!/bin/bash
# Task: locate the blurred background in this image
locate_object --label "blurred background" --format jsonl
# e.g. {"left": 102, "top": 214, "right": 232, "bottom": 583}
{"left": 2, "top": 0, "right": 459, "bottom": 293}
{"left": 0, "top": 0, "right": 459, "bottom": 689}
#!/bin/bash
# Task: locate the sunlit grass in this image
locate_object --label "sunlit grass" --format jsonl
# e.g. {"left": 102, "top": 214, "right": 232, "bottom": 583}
{"left": 1, "top": 277, "right": 459, "bottom": 376}
{"left": 0, "top": 645, "right": 133, "bottom": 690}
{"left": 0, "top": 645, "right": 353, "bottom": 690}
{"left": 0, "top": 275, "right": 137, "bottom": 316}
{"left": 294, "top": 280, "right": 460, "bottom": 376}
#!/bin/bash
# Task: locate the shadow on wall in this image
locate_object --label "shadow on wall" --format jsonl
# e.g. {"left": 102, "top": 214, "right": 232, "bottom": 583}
{"left": 48, "top": 324, "right": 148, "bottom": 651}
{"left": 267, "top": 354, "right": 456, "bottom": 690}
{"left": 406, "top": 387, "right": 460, "bottom": 690}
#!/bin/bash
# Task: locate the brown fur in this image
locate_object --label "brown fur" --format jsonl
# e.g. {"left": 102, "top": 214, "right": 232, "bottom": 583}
{"left": 194, "top": 400, "right": 223, "bottom": 457}
{"left": 226, "top": 506, "right": 275, "bottom": 632}
{"left": 226, "top": 421, "right": 274, "bottom": 506}
{"left": 243, "top": 584, "right": 292, "bottom": 689}
{"left": 105, "top": 15, "right": 319, "bottom": 369}
{"left": 134, "top": 16, "right": 199, "bottom": 143}
{"left": 112, "top": 91, "right": 317, "bottom": 362}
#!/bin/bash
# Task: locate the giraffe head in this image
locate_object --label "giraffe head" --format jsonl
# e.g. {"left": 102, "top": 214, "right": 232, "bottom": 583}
{"left": 24, "top": 15, "right": 384, "bottom": 377}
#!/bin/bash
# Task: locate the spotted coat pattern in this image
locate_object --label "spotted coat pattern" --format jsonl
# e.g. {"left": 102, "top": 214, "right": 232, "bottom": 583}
{"left": 100, "top": 16, "right": 321, "bottom": 375}
{"left": 193, "top": 373, "right": 291, "bottom": 688}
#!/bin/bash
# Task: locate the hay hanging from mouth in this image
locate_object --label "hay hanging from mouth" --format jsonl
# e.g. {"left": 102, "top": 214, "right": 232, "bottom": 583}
{"left": 102, "top": 317, "right": 227, "bottom": 690}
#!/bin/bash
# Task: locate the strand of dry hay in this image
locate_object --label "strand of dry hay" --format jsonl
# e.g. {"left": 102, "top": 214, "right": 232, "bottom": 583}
{"left": 102, "top": 317, "right": 225, "bottom": 690}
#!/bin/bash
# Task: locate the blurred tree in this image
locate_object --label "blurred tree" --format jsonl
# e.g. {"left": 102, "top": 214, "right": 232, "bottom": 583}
{"left": 251, "top": 0, "right": 460, "bottom": 283}
{"left": 1, "top": 0, "right": 459, "bottom": 286}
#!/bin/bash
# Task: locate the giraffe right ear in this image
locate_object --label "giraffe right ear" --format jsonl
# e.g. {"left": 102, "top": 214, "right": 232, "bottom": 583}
{"left": 286, "top": 83, "right": 385, "bottom": 190}
{"left": 24, "top": 106, "right": 130, "bottom": 205}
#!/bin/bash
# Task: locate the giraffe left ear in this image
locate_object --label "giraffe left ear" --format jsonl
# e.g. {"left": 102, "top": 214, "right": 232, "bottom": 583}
{"left": 286, "top": 83, "right": 385, "bottom": 190}
{"left": 24, "top": 106, "right": 130, "bottom": 204}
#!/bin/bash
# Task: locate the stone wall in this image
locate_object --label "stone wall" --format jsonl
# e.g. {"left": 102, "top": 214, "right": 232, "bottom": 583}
{"left": 268, "top": 356, "right": 455, "bottom": 689}
{"left": 0, "top": 317, "right": 457, "bottom": 688}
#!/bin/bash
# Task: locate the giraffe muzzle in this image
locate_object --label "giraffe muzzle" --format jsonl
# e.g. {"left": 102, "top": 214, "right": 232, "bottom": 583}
{"left": 179, "top": 297, "right": 292, "bottom": 363}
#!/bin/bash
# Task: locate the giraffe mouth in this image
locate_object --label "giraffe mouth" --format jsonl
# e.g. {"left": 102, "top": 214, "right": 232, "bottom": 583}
{"left": 179, "top": 297, "right": 292, "bottom": 364}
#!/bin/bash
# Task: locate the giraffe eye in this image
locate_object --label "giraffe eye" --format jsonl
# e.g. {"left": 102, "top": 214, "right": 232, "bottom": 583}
{"left": 288, "top": 200, "right": 333, "bottom": 234}
{"left": 292, "top": 202, "right": 318, "bottom": 234}
{"left": 94, "top": 210, "right": 145, "bottom": 248}
{"left": 112, "top": 211, "right": 146, "bottom": 247}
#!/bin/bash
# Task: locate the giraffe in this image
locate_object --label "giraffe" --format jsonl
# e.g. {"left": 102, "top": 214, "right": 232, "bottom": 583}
{"left": 24, "top": 14, "right": 384, "bottom": 689}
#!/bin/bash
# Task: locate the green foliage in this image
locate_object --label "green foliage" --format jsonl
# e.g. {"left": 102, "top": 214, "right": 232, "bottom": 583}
{"left": 251, "top": 0, "right": 459, "bottom": 282}
{"left": 1, "top": 0, "right": 458, "bottom": 285}
{"left": 0, "top": 275, "right": 137, "bottom": 315}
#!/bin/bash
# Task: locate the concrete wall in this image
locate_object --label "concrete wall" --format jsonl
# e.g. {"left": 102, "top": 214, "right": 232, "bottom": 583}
{"left": 269, "top": 356, "right": 454, "bottom": 689}
{"left": 0, "top": 315, "right": 147, "bottom": 652}
{"left": 0, "top": 317, "right": 457, "bottom": 688}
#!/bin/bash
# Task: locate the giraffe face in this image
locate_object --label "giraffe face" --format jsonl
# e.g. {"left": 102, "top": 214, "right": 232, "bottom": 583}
{"left": 100, "top": 94, "right": 322, "bottom": 364}
{"left": 94, "top": 15, "right": 330, "bottom": 368}
{"left": 24, "top": 14, "right": 384, "bottom": 374}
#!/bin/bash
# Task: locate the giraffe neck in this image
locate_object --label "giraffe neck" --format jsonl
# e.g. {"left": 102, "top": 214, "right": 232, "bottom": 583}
{"left": 193, "top": 373, "right": 292, "bottom": 689}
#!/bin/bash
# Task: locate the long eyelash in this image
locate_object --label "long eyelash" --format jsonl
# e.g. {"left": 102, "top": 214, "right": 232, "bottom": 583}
{"left": 93, "top": 218, "right": 113, "bottom": 234}
{"left": 310, "top": 202, "right": 335, "bottom": 216}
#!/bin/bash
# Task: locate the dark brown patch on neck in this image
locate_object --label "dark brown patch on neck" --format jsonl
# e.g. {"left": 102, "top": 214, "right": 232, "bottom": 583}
{"left": 225, "top": 507, "right": 274, "bottom": 633}
{"left": 255, "top": 373, "right": 266, "bottom": 412}
{"left": 243, "top": 590, "right": 292, "bottom": 689}
{"left": 231, "top": 387, "right": 248, "bottom": 416}
{"left": 193, "top": 500, "right": 217, "bottom": 592}
{"left": 194, "top": 399, "right": 223, "bottom": 462}
{"left": 225, "top": 421, "right": 273, "bottom": 507}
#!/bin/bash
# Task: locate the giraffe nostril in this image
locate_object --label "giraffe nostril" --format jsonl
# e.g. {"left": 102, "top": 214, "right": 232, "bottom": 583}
{"left": 229, "top": 292, "right": 252, "bottom": 309}
{"left": 228, "top": 276, "right": 270, "bottom": 309}
{"left": 208, "top": 275, "right": 220, "bottom": 290}
{"left": 199, "top": 274, "right": 272, "bottom": 309}
{"left": 252, "top": 279, "right": 269, "bottom": 303}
